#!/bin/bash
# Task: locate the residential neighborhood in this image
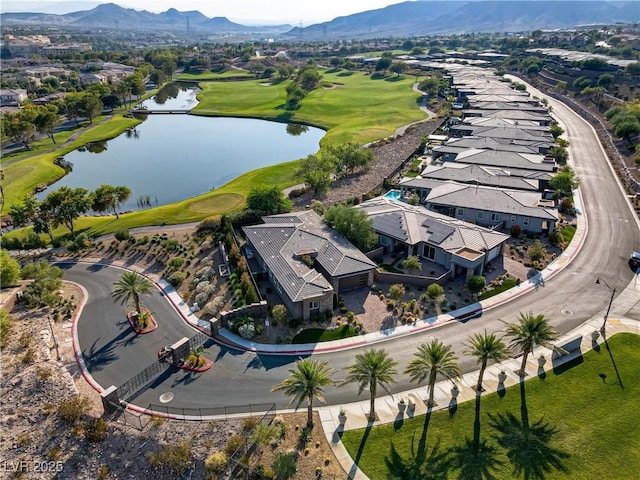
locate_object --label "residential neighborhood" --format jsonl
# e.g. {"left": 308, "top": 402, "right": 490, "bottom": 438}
{"left": 1, "top": 3, "right": 639, "bottom": 479}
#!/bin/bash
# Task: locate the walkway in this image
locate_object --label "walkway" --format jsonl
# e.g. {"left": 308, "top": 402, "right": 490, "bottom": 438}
{"left": 318, "top": 272, "right": 640, "bottom": 479}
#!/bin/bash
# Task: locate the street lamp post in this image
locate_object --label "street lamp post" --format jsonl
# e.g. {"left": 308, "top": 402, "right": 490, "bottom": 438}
{"left": 595, "top": 278, "right": 616, "bottom": 333}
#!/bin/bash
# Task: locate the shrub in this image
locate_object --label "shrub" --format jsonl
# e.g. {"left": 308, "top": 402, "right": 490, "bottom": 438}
{"left": 0, "top": 309, "right": 12, "bottom": 348}
{"left": 225, "top": 434, "right": 244, "bottom": 455}
{"left": 388, "top": 283, "right": 406, "bottom": 301}
{"left": 84, "top": 417, "right": 108, "bottom": 442}
{"left": 272, "top": 452, "right": 297, "bottom": 480}
{"left": 242, "top": 416, "right": 260, "bottom": 433}
{"left": 147, "top": 439, "right": 192, "bottom": 474}
{"left": 58, "top": 396, "right": 89, "bottom": 423}
{"left": 0, "top": 250, "right": 21, "bottom": 285}
{"left": 205, "top": 451, "right": 229, "bottom": 476}
{"left": 510, "top": 224, "right": 521, "bottom": 238}
{"left": 68, "top": 233, "right": 91, "bottom": 252}
{"left": 426, "top": 283, "right": 444, "bottom": 303}
{"left": 169, "top": 257, "right": 185, "bottom": 268}
{"left": 197, "top": 215, "right": 222, "bottom": 233}
{"left": 238, "top": 322, "right": 256, "bottom": 339}
{"left": 527, "top": 240, "right": 547, "bottom": 262}
{"left": 467, "top": 275, "right": 486, "bottom": 294}
{"left": 168, "top": 271, "right": 186, "bottom": 288}
{"left": 114, "top": 228, "right": 130, "bottom": 241}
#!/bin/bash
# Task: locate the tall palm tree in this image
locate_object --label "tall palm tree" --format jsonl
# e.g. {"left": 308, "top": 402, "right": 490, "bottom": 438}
{"left": 111, "top": 271, "right": 154, "bottom": 317}
{"left": 466, "top": 330, "right": 509, "bottom": 391}
{"left": 271, "top": 358, "right": 334, "bottom": 429}
{"left": 505, "top": 311, "right": 557, "bottom": 377}
{"left": 343, "top": 349, "right": 398, "bottom": 421}
{"left": 405, "top": 338, "right": 461, "bottom": 407}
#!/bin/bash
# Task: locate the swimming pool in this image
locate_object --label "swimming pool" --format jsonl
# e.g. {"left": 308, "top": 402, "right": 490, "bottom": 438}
{"left": 384, "top": 189, "right": 402, "bottom": 200}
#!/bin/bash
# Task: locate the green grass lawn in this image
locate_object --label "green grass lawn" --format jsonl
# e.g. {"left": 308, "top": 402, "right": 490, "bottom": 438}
{"left": 292, "top": 324, "right": 358, "bottom": 344}
{"left": 342, "top": 333, "right": 640, "bottom": 480}
{"left": 3, "top": 114, "right": 142, "bottom": 211}
{"left": 178, "top": 70, "right": 253, "bottom": 80}
{"left": 4, "top": 159, "right": 302, "bottom": 241}
{"left": 479, "top": 279, "right": 517, "bottom": 300}
{"left": 193, "top": 71, "right": 425, "bottom": 145}
{"left": 560, "top": 224, "right": 576, "bottom": 243}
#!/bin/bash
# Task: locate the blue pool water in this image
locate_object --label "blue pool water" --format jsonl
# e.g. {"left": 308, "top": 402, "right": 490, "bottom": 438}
{"left": 384, "top": 189, "right": 401, "bottom": 200}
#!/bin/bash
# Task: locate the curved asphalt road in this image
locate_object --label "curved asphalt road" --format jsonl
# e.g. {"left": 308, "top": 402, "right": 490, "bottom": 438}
{"left": 64, "top": 84, "right": 640, "bottom": 412}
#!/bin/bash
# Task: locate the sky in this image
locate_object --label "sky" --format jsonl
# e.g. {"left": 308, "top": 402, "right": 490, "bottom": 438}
{"left": 0, "top": 0, "right": 411, "bottom": 25}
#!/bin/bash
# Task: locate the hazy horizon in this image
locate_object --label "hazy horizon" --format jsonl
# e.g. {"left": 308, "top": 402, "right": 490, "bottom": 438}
{"left": 0, "top": 0, "right": 411, "bottom": 25}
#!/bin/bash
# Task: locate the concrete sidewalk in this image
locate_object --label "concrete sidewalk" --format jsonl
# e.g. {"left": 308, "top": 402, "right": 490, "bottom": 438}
{"left": 317, "top": 272, "right": 640, "bottom": 479}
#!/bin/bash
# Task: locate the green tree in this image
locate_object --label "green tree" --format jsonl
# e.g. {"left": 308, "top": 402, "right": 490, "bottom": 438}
{"left": 271, "top": 304, "right": 288, "bottom": 326}
{"left": 467, "top": 275, "right": 486, "bottom": 295}
{"left": 402, "top": 255, "right": 422, "bottom": 273}
{"left": 375, "top": 57, "right": 392, "bottom": 73}
{"left": 324, "top": 205, "right": 377, "bottom": 252}
{"left": 466, "top": 330, "right": 509, "bottom": 391}
{"left": 111, "top": 271, "right": 154, "bottom": 319}
{"left": 1, "top": 112, "right": 36, "bottom": 149}
{"left": 505, "top": 312, "right": 557, "bottom": 376}
{"left": 549, "top": 124, "right": 564, "bottom": 140}
{"left": 297, "top": 66, "right": 322, "bottom": 91}
{"left": 299, "top": 153, "right": 333, "bottom": 193}
{"left": 343, "top": 349, "right": 398, "bottom": 421}
{"left": 21, "top": 261, "right": 63, "bottom": 308}
{"left": 405, "top": 339, "right": 461, "bottom": 407}
{"left": 271, "top": 358, "right": 334, "bottom": 428}
{"left": 246, "top": 185, "right": 292, "bottom": 215}
{"left": 547, "top": 145, "right": 569, "bottom": 165}
{"left": 44, "top": 186, "right": 91, "bottom": 238}
{"left": 91, "top": 184, "right": 131, "bottom": 219}
{"left": 0, "top": 249, "right": 21, "bottom": 285}
{"left": 325, "top": 143, "right": 374, "bottom": 179}
{"left": 389, "top": 61, "right": 407, "bottom": 76}
{"left": 79, "top": 94, "right": 103, "bottom": 124}
{"left": 8, "top": 194, "right": 39, "bottom": 228}
{"left": 33, "top": 105, "right": 61, "bottom": 144}
{"left": 597, "top": 74, "right": 614, "bottom": 89}
{"left": 549, "top": 168, "right": 579, "bottom": 197}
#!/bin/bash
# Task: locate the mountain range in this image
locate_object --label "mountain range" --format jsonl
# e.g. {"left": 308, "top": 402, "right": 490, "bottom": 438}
{"left": 1, "top": 1, "right": 639, "bottom": 39}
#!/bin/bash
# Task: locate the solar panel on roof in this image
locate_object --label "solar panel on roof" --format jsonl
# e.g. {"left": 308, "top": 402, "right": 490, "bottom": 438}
{"left": 421, "top": 219, "right": 455, "bottom": 244}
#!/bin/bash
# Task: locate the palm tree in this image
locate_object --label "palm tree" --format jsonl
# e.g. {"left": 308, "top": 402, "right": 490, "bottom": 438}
{"left": 405, "top": 339, "right": 461, "bottom": 407}
{"left": 343, "top": 349, "right": 398, "bottom": 421}
{"left": 505, "top": 311, "right": 557, "bottom": 377}
{"left": 111, "top": 271, "right": 154, "bottom": 319}
{"left": 466, "top": 330, "right": 509, "bottom": 391}
{"left": 271, "top": 358, "right": 334, "bottom": 429}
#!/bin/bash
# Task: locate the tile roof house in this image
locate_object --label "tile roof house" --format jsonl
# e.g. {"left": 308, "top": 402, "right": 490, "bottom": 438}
{"left": 403, "top": 163, "right": 546, "bottom": 192}
{"left": 243, "top": 210, "right": 377, "bottom": 321}
{"left": 0, "top": 89, "right": 28, "bottom": 106}
{"left": 432, "top": 145, "right": 557, "bottom": 171}
{"left": 421, "top": 181, "right": 558, "bottom": 234}
{"left": 357, "top": 197, "right": 509, "bottom": 279}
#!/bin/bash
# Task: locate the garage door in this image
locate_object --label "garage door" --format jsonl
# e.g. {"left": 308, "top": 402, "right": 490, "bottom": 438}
{"left": 338, "top": 273, "right": 369, "bottom": 291}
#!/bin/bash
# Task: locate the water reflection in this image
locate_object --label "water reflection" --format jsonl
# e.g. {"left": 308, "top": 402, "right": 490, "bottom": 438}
{"left": 286, "top": 123, "right": 309, "bottom": 136}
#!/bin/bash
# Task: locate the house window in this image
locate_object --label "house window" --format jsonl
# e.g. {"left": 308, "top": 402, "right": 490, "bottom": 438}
{"left": 476, "top": 211, "right": 485, "bottom": 220}
{"left": 523, "top": 217, "right": 530, "bottom": 226}
{"left": 510, "top": 215, "right": 517, "bottom": 223}
{"left": 380, "top": 236, "right": 389, "bottom": 246}
{"left": 423, "top": 245, "right": 436, "bottom": 261}
{"left": 310, "top": 300, "right": 319, "bottom": 310}
{"left": 456, "top": 208, "right": 464, "bottom": 217}
{"left": 490, "top": 212, "right": 501, "bottom": 222}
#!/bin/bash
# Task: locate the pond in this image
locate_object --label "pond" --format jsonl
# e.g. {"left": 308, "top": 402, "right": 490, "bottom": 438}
{"left": 138, "top": 82, "right": 199, "bottom": 111}
{"left": 39, "top": 113, "right": 324, "bottom": 212}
